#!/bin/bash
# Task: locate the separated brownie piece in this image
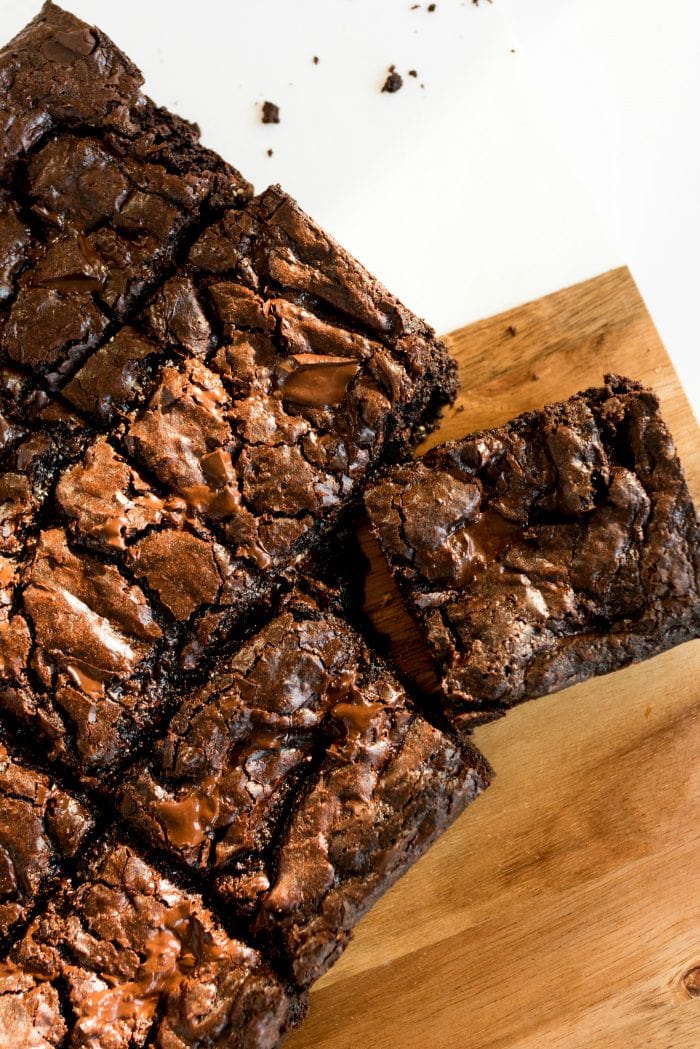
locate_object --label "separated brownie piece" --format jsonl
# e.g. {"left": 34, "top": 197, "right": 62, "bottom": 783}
{"left": 0, "top": 734, "right": 93, "bottom": 947}
{"left": 0, "top": 840, "right": 303, "bottom": 1049}
{"left": 0, "top": 2, "right": 250, "bottom": 402}
{"left": 365, "top": 376, "right": 700, "bottom": 728}
{"left": 119, "top": 596, "right": 491, "bottom": 987}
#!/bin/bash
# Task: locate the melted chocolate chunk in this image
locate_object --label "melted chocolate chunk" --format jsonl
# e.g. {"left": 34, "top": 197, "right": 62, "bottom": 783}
{"left": 119, "top": 597, "right": 491, "bottom": 987}
{"left": 366, "top": 376, "right": 700, "bottom": 727}
{"left": 0, "top": 840, "right": 303, "bottom": 1048}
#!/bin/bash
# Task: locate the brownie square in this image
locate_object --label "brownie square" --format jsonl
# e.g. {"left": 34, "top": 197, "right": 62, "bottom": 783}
{"left": 0, "top": 839, "right": 303, "bottom": 1049}
{"left": 0, "top": 1, "right": 250, "bottom": 404}
{"left": 118, "top": 595, "right": 491, "bottom": 988}
{"left": 0, "top": 734, "right": 93, "bottom": 946}
{"left": 365, "top": 376, "right": 700, "bottom": 728}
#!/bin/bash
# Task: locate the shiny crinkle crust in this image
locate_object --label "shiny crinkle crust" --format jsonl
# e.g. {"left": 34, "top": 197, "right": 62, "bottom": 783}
{"left": 366, "top": 375, "right": 700, "bottom": 724}
{"left": 0, "top": 841, "right": 302, "bottom": 1049}
{"left": 118, "top": 601, "right": 491, "bottom": 988}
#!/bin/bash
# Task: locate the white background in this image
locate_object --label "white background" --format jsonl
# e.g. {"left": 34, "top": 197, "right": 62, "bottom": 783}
{"left": 2, "top": 0, "right": 698, "bottom": 413}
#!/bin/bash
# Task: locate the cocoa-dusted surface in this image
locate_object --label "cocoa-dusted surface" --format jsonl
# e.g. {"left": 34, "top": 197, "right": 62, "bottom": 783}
{"left": 0, "top": 735, "right": 93, "bottom": 946}
{"left": 0, "top": 1, "right": 250, "bottom": 404}
{"left": 366, "top": 376, "right": 700, "bottom": 728}
{"left": 0, "top": 840, "right": 303, "bottom": 1049}
{"left": 118, "top": 596, "right": 490, "bottom": 988}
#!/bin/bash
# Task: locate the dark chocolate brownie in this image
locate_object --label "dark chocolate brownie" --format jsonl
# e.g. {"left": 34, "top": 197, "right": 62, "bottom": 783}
{"left": 0, "top": 5, "right": 457, "bottom": 782}
{"left": 366, "top": 376, "right": 700, "bottom": 729}
{"left": 119, "top": 595, "right": 491, "bottom": 987}
{"left": 0, "top": 839, "right": 303, "bottom": 1049}
{"left": 0, "top": 734, "right": 93, "bottom": 945}
{"left": 0, "top": 2, "right": 250, "bottom": 404}
{"left": 0, "top": 187, "right": 457, "bottom": 778}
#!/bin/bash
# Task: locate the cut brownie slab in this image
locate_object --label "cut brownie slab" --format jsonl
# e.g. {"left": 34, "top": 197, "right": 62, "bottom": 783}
{"left": 0, "top": 733, "right": 93, "bottom": 947}
{"left": 0, "top": 2, "right": 250, "bottom": 402}
{"left": 119, "top": 595, "right": 491, "bottom": 988}
{"left": 0, "top": 840, "right": 303, "bottom": 1049}
{"left": 365, "top": 376, "right": 700, "bottom": 728}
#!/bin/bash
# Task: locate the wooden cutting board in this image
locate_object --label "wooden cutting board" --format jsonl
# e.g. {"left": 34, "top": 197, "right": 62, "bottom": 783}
{"left": 285, "top": 267, "right": 700, "bottom": 1049}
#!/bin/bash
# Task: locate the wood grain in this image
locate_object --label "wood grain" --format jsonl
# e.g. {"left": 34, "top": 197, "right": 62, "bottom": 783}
{"left": 286, "top": 268, "right": 700, "bottom": 1049}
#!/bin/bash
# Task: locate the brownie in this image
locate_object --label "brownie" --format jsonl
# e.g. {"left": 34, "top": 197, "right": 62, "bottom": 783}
{"left": 0, "top": 840, "right": 303, "bottom": 1049}
{"left": 0, "top": 2, "right": 250, "bottom": 405}
{"left": 118, "top": 595, "right": 491, "bottom": 987}
{"left": 0, "top": 192, "right": 457, "bottom": 779}
{"left": 0, "top": 4, "right": 457, "bottom": 781}
{"left": 64, "top": 186, "right": 456, "bottom": 636}
{"left": 365, "top": 376, "right": 700, "bottom": 727}
{"left": 0, "top": 734, "right": 93, "bottom": 946}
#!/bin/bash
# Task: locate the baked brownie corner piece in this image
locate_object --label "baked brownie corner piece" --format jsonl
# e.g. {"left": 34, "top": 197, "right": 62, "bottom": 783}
{"left": 0, "top": 733, "right": 93, "bottom": 948}
{"left": 0, "top": 1, "right": 251, "bottom": 401}
{"left": 118, "top": 594, "right": 491, "bottom": 988}
{"left": 188, "top": 183, "right": 458, "bottom": 454}
{"left": 0, "top": 839, "right": 303, "bottom": 1049}
{"left": 365, "top": 375, "right": 700, "bottom": 723}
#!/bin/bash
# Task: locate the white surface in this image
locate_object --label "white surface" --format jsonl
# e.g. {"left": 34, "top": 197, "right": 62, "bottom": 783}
{"left": 1, "top": 0, "right": 698, "bottom": 413}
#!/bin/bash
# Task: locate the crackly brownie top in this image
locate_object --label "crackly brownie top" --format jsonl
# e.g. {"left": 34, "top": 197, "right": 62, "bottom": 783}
{"left": 63, "top": 186, "right": 453, "bottom": 580}
{"left": 0, "top": 2, "right": 250, "bottom": 401}
{"left": 0, "top": 192, "right": 454, "bottom": 779}
{"left": 0, "top": 738, "right": 93, "bottom": 943}
{"left": 0, "top": 419, "right": 171, "bottom": 773}
{"left": 119, "top": 596, "right": 490, "bottom": 987}
{"left": 0, "top": 840, "right": 299, "bottom": 1049}
{"left": 366, "top": 376, "right": 700, "bottom": 710}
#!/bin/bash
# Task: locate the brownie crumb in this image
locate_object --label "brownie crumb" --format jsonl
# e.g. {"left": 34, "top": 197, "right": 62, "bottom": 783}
{"left": 267, "top": 148, "right": 274, "bottom": 157}
{"left": 409, "top": 69, "right": 418, "bottom": 78}
{"left": 262, "top": 100, "right": 280, "bottom": 124}
{"left": 428, "top": 3, "right": 436, "bottom": 10}
{"left": 382, "top": 67, "right": 404, "bottom": 94}
{"left": 313, "top": 55, "right": 320, "bottom": 64}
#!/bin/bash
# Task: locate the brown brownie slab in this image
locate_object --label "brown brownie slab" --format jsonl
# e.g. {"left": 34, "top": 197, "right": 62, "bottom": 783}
{"left": 119, "top": 596, "right": 491, "bottom": 987}
{"left": 0, "top": 734, "right": 93, "bottom": 945}
{"left": 365, "top": 376, "right": 700, "bottom": 730}
{"left": 0, "top": 3, "right": 250, "bottom": 403}
{"left": 0, "top": 840, "right": 303, "bottom": 1049}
